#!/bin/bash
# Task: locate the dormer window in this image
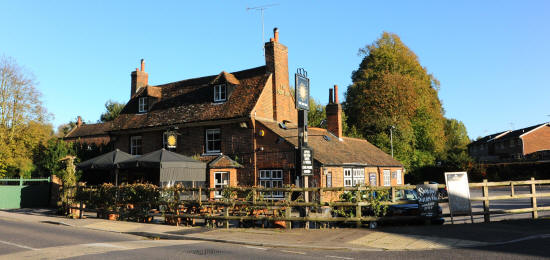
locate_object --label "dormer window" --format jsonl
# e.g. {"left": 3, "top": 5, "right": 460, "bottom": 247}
{"left": 214, "top": 84, "right": 227, "bottom": 102}
{"left": 138, "top": 97, "right": 148, "bottom": 113}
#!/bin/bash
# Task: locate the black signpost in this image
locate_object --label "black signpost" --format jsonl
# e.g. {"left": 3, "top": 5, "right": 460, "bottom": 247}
{"left": 295, "top": 68, "right": 311, "bottom": 229}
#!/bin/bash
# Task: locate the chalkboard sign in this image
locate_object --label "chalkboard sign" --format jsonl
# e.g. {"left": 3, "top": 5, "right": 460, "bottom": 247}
{"left": 444, "top": 172, "right": 472, "bottom": 216}
{"left": 416, "top": 184, "right": 439, "bottom": 217}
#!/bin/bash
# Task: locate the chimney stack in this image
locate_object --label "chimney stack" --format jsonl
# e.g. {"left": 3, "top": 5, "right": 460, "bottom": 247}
{"left": 131, "top": 59, "right": 148, "bottom": 98}
{"left": 273, "top": 27, "right": 279, "bottom": 42}
{"left": 77, "top": 116, "right": 82, "bottom": 127}
{"left": 265, "top": 27, "right": 296, "bottom": 122}
{"left": 326, "top": 85, "right": 342, "bottom": 138}
{"left": 329, "top": 88, "right": 333, "bottom": 104}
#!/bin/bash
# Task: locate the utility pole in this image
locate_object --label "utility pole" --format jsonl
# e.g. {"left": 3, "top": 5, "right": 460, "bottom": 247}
{"left": 390, "top": 125, "right": 395, "bottom": 158}
{"left": 246, "top": 4, "right": 279, "bottom": 53}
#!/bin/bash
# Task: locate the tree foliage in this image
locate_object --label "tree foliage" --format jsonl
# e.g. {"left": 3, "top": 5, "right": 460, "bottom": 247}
{"left": 344, "top": 32, "right": 447, "bottom": 170}
{"left": 100, "top": 100, "right": 124, "bottom": 122}
{"left": 0, "top": 55, "right": 53, "bottom": 177}
{"left": 33, "top": 138, "right": 74, "bottom": 177}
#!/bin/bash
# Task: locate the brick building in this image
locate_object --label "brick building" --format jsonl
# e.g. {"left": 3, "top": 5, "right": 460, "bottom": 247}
{"left": 64, "top": 116, "right": 111, "bottom": 146}
{"left": 469, "top": 123, "right": 550, "bottom": 162}
{"left": 65, "top": 28, "right": 404, "bottom": 196}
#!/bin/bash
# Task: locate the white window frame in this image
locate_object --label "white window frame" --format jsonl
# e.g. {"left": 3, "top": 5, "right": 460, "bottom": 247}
{"left": 214, "top": 84, "right": 227, "bottom": 102}
{"left": 396, "top": 169, "right": 402, "bottom": 185}
{"left": 259, "top": 169, "right": 283, "bottom": 199}
{"left": 130, "top": 136, "right": 142, "bottom": 155}
{"left": 383, "top": 170, "right": 391, "bottom": 186}
{"left": 343, "top": 168, "right": 353, "bottom": 187}
{"left": 205, "top": 128, "right": 221, "bottom": 153}
{"left": 352, "top": 168, "right": 365, "bottom": 186}
{"left": 344, "top": 168, "right": 365, "bottom": 187}
{"left": 214, "top": 171, "right": 229, "bottom": 198}
{"left": 138, "top": 97, "right": 148, "bottom": 113}
{"left": 326, "top": 172, "right": 332, "bottom": 188}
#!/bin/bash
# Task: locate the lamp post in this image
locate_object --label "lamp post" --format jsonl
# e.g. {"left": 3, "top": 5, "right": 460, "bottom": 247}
{"left": 390, "top": 125, "right": 396, "bottom": 158}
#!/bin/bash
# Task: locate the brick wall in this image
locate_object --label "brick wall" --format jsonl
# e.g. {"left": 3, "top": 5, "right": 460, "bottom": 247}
{"left": 254, "top": 121, "right": 297, "bottom": 186}
{"left": 522, "top": 125, "right": 550, "bottom": 155}
{"left": 208, "top": 168, "right": 238, "bottom": 199}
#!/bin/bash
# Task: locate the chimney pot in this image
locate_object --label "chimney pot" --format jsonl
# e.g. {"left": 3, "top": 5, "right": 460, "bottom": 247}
{"left": 329, "top": 89, "right": 333, "bottom": 104}
{"left": 273, "top": 27, "right": 279, "bottom": 42}
{"left": 77, "top": 116, "right": 82, "bottom": 127}
{"left": 334, "top": 85, "right": 339, "bottom": 103}
{"left": 140, "top": 59, "right": 145, "bottom": 72}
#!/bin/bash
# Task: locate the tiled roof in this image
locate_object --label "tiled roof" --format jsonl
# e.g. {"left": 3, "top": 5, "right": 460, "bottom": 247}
{"left": 504, "top": 123, "right": 548, "bottom": 139}
{"left": 65, "top": 122, "right": 111, "bottom": 139}
{"left": 111, "top": 66, "right": 268, "bottom": 131}
{"left": 258, "top": 119, "right": 403, "bottom": 167}
{"left": 208, "top": 155, "right": 243, "bottom": 168}
{"left": 469, "top": 131, "right": 508, "bottom": 146}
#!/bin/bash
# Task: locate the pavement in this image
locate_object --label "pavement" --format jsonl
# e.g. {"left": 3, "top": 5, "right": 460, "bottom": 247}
{"left": 1, "top": 208, "right": 550, "bottom": 252}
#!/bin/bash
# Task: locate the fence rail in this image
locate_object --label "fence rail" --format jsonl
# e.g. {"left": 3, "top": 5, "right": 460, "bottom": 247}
{"left": 69, "top": 177, "right": 550, "bottom": 228}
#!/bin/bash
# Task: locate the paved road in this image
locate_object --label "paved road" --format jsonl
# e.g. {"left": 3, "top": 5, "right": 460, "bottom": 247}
{"left": 1, "top": 216, "right": 549, "bottom": 259}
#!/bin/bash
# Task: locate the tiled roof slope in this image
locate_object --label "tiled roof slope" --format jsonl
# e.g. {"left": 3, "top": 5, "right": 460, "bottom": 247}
{"left": 258, "top": 119, "right": 403, "bottom": 167}
{"left": 65, "top": 122, "right": 111, "bottom": 138}
{"left": 208, "top": 155, "right": 243, "bottom": 168}
{"left": 111, "top": 66, "right": 268, "bottom": 131}
{"left": 469, "top": 131, "right": 508, "bottom": 146}
{"left": 503, "top": 123, "right": 548, "bottom": 139}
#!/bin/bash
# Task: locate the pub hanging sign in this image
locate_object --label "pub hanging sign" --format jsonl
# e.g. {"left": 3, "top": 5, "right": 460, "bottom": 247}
{"left": 295, "top": 68, "right": 310, "bottom": 111}
{"left": 165, "top": 131, "right": 178, "bottom": 149}
{"left": 300, "top": 147, "right": 314, "bottom": 176}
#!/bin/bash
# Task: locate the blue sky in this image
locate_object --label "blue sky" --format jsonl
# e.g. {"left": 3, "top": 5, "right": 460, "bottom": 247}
{"left": 1, "top": 1, "right": 549, "bottom": 139}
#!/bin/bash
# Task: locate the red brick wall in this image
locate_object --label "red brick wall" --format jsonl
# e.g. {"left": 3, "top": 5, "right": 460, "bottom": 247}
{"left": 522, "top": 125, "right": 550, "bottom": 155}
{"left": 254, "top": 121, "right": 296, "bottom": 186}
{"left": 113, "top": 121, "right": 257, "bottom": 186}
{"left": 208, "top": 168, "right": 237, "bottom": 199}
{"left": 326, "top": 103, "right": 342, "bottom": 138}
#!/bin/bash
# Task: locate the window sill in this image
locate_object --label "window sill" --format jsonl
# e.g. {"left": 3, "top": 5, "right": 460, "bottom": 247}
{"left": 202, "top": 152, "right": 222, "bottom": 156}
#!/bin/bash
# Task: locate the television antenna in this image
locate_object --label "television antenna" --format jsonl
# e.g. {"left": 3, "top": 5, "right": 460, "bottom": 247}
{"left": 247, "top": 4, "right": 279, "bottom": 52}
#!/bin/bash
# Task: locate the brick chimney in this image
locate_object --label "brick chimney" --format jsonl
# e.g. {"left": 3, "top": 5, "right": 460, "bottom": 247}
{"left": 326, "top": 85, "right": 342, "bottom": 138}
{"left": 131, "top": 59, "right": 148, "bottom": 98}
{"left": 265, "top": 28, "right": 296, "bottom": 122}
{"left": 77, "top": 116, "right": 82, "bottom": 127}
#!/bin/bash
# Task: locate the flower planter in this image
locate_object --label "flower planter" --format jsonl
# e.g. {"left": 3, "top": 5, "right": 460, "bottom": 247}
{"left": 108, "top": 213, "right": 119, "bottom": 221}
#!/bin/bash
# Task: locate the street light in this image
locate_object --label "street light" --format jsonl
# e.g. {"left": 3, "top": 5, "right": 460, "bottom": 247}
{"left": 390, "top": 125, "right": 396, "bottom": 158}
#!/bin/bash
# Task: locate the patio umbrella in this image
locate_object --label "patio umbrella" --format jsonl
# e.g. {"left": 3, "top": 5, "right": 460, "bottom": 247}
{"left": 117, "top": 148, "right": 206, "bottom": 185}
{"left": 77, "top": 149, "right": 134, "bottom": 185}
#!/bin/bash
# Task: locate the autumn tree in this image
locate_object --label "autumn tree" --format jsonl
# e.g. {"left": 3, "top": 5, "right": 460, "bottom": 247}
{"left": 442, "top": 118, "right": 472, "bottom": 170}
{"left": 0, "top": 55, "right": 52, "bottom": 177}
{"left": 99, "top": 100, "right": 124, "bottom": 122}
{"left": 344, "top": 32, "right": 446, "bottom": 169}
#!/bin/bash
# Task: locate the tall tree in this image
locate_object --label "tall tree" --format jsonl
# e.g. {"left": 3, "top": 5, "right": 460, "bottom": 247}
{"left": 443, "top": 118, "right": 472, "bottom": 170}
{"left": 344, "top": 32, "right": 446, "bottom": 169}
{"left": 100, "top": 100, "right": 124, "bottom": 122}
{"left": 0, "top": 55, "right": 52, "bottom": 177}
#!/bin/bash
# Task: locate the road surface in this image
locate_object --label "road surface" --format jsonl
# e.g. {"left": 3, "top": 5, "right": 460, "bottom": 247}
{"left": 0, "top": 217, "right": 549, "bottom": 259}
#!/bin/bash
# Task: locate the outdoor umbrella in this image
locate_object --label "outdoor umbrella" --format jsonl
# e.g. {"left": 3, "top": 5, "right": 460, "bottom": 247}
{"left": 117, "top": 148, "right": 206, "bottom": 185}
{"left": 77, "top": 149, "right": 134, "bottom": 185}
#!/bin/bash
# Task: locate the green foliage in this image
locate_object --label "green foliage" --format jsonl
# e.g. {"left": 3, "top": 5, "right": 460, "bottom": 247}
{"left": 100, "top": 100, "right": 124, "bottom": 122}
{"left": 344, "top": 32, "right": 450, "bottom": 170}
{"left": 442, "top": 118, "right": 472, "bottom": 170}
{"left": 333, "top": 188, "right": 389, "bottom": 218}
{"left": 33, "top": 138, "right": 74, "bottom": 177}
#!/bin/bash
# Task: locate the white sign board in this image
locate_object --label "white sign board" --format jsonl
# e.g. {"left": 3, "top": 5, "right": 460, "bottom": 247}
{"left": 444, "top": 172, "right": 472, "bottom": 216}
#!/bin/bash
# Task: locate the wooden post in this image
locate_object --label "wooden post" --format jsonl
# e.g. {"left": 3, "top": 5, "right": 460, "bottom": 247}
{"left": 530, "top": 177, "right": 538, "bottom": 219}
{"left": 355, "top": 187, "right": 362, "bottom": 228}
{"left": 304, "top": 176, "right": 310, "bottom": 230}
{"left": 285, "top": 190, "right": 292, "bottom": 230}
{"left": 391, "top": 187, "right": 396, "bottom": 203}
{"left": 224, "top": 206, "right": 229, "bottom": 229}
{"left": 482, "top": 179, "right": 490, "bottom": 223}
{"left": 510, "top": 183, "right": 515, "bottom": 197}
{"left": 79, "top": 201, "right": 84, "bottom": 219}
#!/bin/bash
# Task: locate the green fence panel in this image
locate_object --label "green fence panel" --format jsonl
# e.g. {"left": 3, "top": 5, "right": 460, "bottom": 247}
{"left": 0, "top": 178, "right": 51, "bottom": 209}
